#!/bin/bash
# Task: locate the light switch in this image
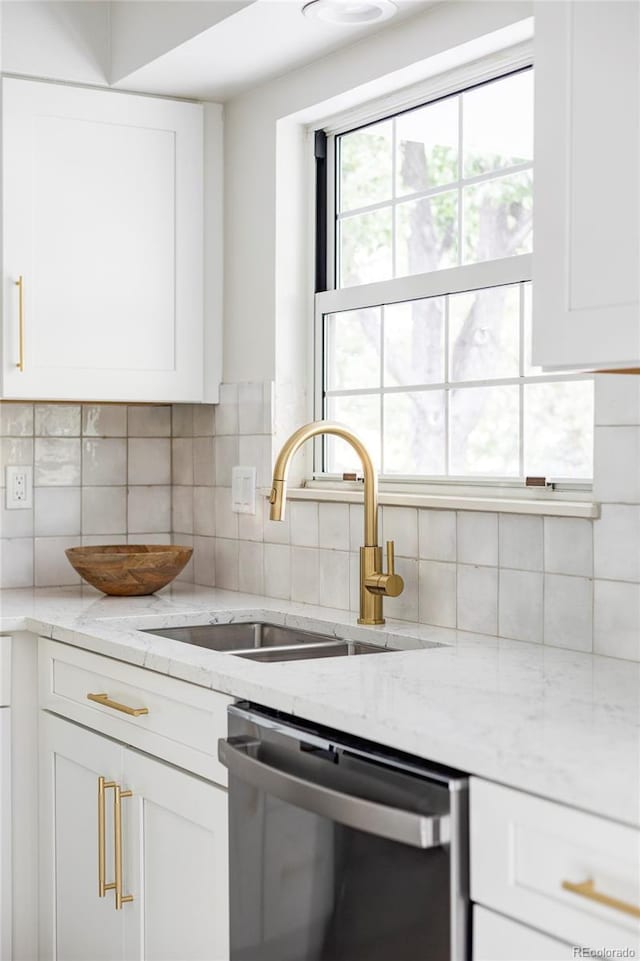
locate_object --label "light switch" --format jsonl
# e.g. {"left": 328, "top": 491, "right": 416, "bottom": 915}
{"left": 231, "top": 466, "right": 257, "bottom": 514}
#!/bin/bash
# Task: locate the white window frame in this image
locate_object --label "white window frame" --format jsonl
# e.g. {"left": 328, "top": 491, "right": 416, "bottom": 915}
{"left": 311, "top": 43, "right": 594, "bottom": 497}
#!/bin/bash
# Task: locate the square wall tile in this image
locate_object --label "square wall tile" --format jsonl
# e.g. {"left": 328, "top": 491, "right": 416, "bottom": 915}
{"left": 193, "top": 535, "right": 216, "bottom": 587}
{"left": 215, "top": 538, "right": 239, "bottom": 590}
{"left": 382, "top": 507, "right": 418, "bottom": 558}
{"left": 0, "top": 505, "right": 33, "bottom": 539}
{"left": 291, "top": 547, "right": 320, "bottom": 605}
{"left": 595, "top": 375, "right": 640, "bottom": 426}
{"left": 127, "top": 405, "right": 171, "bottom": 437}
{"left": 0, "top": 403, "right": 33, "bottom": 437}
{"left": 193, "top": 437, "right": 215, "bottom": 486}
{"left": 172, "top": 487, "right": 194, "bottom": 536}
{"left": 82, "top": 534, "right": 127, "bottom": 547}
{"left": 499, "top": 569, "right": 543, "bottom": 643}
{"left": 82, "top": 439, "right": 126, "bottom": 486}
{"left": 594, "top": 505, "right": 640, "bottom": 583}
{"left": 128, "top": 533, "right": 171, "bottom": 545}
{"left": 173, "top": 532, "right": 194, "bottom": 583}
{"left": 193, "top": 404, "right": 216, "bottom": 437}
{"left": 319, "top": 549, "right": 351, "bottom": 611}
{"left": 34, "top": 487, "right": 81, "bottom": 536}
{"left": 214, "top": 385, "right": 238, "bottom": 435}
{"left": 499, "top": 514, "right": 543, "bottom": 572}
{"left": 35, "top": 439, "right": 81, "bottom": 487}
{"left": 128, "top": 487, "right": 171, "bottom": 533}
{"left": 544, "top": 517, "right": 593, "bottom": 577}
{"left": 35, "top": 536, "right": 81, "bottom": 586}
{"left": 1, "top": 439, "right": 33, "bottom": 478}
{"left": 318, "top": 503, "right": 350, "bottom": 551}
{"left": 457, "top": 565, "right": 498, "bottom": 635}
{"left": 419, "top": 561, "right": 456, "bottom": 628}
{"left": 457, "top": 513, "right": 498, "bottom": 567}
{"left": 290, "top": 501, "right": 319, "bottom": 548}
{"left": 172, "top": 439, "right": 194, "bottom": 486}
{"left": 128, "top": 439, "right": 171, "bottom": 486}
{"left": 193, "top": 487, "right": 216, "bottom": 537}
{"left": 35, "top": 405, "right": 80, "bottom": 437}
{"left": 238, "top": 383, "right": 269, "bottom": 435}
{"left": 214, "top": 436, "right": 239, "bottom": 487}
{"left": 239, "top": 435, "right": 271, "bottom": 488}
{"left": 238, "top": 540, "right": 265, "bottom": 595}
{"left": 264, "top": 543, "right": 291, "bottom": 600}
{"left": 384, "top": 556, "right": 418, "bottom": 622}
{"left": 594, "top": 580, "right": 640, "bottom": 661}
{"left": 0, "top": 538, "right": 33, "bottom": 588}
{"left": 594, "top": 426, "right": 640, "bottom": 503}
{"left": 82, "top": 405, "right": 127, "bottom": 437}
{"left": 172, "top": 405, "right": 194, "bottom": 438}
{"left": 238, "top": 504, "right": 263, "bottom": 542}
{"left": 544, "top": 574, "right": 593, "bottom": 652}
{"left": 349, "top": 504, "right": 364, "bottom": 552}
{"left": 418, "top": 510, "right": 456, "bottom": 562}
{"left": 82, "top": 487, "right": 127, "bottom": 535}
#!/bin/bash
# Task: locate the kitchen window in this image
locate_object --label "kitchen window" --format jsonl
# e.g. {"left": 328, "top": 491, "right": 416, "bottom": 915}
{"left": 314, "top": 65, "right": 594, "bottom": 488}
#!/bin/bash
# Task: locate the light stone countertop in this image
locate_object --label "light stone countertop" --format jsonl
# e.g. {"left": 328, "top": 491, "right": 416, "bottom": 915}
{"left": 1, "top": 583, "right": 638, "bottom": 828}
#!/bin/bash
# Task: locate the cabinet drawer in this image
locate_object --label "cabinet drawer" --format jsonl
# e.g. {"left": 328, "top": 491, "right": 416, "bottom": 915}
{"left": 474, "top": 906, "right": 573, "bottom": 961}
{"left": 471, "top": 778, "right": 640, "bottom": 953}
{"left": 39, "top": 638, "right": 232, "bottom": 784}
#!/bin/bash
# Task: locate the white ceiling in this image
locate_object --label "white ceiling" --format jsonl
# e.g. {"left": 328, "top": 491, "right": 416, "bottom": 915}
{"left": 112, "top": 0, "right": 436, "bottom": 101}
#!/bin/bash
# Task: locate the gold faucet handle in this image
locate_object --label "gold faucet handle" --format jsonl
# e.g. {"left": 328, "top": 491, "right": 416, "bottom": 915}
{"left": 386, "top": 541, "right": 396, "bottom": 575}
{"left": 383, "top": 541, "right": 404, "bottom": 597}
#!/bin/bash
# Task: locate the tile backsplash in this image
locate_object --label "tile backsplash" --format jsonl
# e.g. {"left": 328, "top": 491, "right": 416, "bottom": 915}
{"left": 0, "top": 402, "right": 172, "bottom": 588}
{"left": 2, "top": 373, "right": 639, "bottom": 663}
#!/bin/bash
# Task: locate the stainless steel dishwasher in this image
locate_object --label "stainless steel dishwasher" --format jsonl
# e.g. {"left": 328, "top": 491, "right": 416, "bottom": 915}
{"left": 218, "top": 703, "right": 469, "bottom": 961}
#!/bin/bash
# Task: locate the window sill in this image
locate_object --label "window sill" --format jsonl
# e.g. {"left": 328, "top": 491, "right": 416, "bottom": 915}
{"left": 260, "top": 485, "right": 600, "bottom": 519}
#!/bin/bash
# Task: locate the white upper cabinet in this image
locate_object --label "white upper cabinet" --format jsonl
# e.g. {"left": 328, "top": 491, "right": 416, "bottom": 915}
{"left": 2, "top": 78, "right": 207, "bottom": 401}
{"left": 532, "top": 1, "right": 640, "bottom": 369}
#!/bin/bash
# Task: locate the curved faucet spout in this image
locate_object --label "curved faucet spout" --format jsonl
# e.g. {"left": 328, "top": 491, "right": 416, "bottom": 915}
{"left": 268, "top": 421, "right": 378, "bottom": 546}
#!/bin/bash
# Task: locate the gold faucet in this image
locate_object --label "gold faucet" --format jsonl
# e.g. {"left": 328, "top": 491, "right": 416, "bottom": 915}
{"left": 269, "top": 421, "right": 404, "bottom": 625}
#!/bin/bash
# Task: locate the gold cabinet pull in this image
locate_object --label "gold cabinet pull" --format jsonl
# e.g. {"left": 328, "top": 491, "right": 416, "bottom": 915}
{"left": 97, "top": 776, "right": 116, "bottom": 897}
{"left": 113, "top": 784, "right": 134, "bottom": 910}
{"left": 87, "top": 692, "right": 149, "bottom": 717}
{"left": 15, "top": 275, "right": 24, "bottom": 371}
{"left": 562, "top": 878, "right": 640, "bottom": 919}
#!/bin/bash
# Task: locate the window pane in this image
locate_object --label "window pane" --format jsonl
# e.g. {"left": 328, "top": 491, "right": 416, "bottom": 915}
{"left": 396, "top": 97, "right": 459, "bottom": 194}
{"left": 524, "top": 381, "right": 594, "bottom": 479}
{"left": 463, "top": 170, "right": 533, "bottom": 264}
{"left": 326, "top": 308, "right": 380, "bottom": 390}
{"left": 384, "top": 391, "right": 445, "bottom": 475}
{"left": 339, "top": 208, "right": 392, "bottom": 287}
{"left": 339, "top": 120, "right": 392, "bottom": 213}
{"left": 449, "top": 285, "right": 519, "bottom": 382}
{"left": 396, "top": 191, "right": 458, "bottom": 276}
{"left": 463, "top": 70, "right": 533, "bottom": 177}
{"left": 384, "top": 297, "right": 445, "bottom": 386}
{"left": 450, "top": 385, "right": 519, "bottom": 476}
{"left": 326, "top": 394, "right": 381, "bottom": 472}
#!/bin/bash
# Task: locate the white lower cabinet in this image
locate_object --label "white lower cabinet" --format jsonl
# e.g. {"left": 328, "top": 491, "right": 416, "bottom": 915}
{"left": 474, "top": 907, "right": 572, "bottom": 961}
{"left": 40, "top": 712, "right": 229, "bottom": 961}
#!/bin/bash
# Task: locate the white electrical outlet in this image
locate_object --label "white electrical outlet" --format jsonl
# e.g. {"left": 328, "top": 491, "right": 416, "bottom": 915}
{"left": 6, "top": 466, "right": 33, "bottom": 510}
{"left": 231, "top": 466, "right": 257, "bottom": 514}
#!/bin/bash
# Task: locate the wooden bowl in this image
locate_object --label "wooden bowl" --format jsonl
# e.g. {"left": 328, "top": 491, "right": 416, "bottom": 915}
{"left": 65, "top": 545, "right": 193, "bottom": 596}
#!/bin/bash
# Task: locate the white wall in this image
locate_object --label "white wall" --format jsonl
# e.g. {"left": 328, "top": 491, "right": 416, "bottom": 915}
{"left": 222, "top": 0, "right": 534, "bottom": 389}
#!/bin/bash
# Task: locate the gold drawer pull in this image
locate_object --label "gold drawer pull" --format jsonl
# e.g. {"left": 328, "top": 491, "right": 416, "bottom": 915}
{"left": 97, "top": 776, "right": 117, "bottom": 897}
{"left": 562, "top": 878, "right": 640, "bottom": 919}
{"left": 87, "top": 692, "right": 149, "bottom": 717}
{"left": 113, "top": 784, "right": 134, "bottom": 910}
{"left": 15, "top": 275, "right": 24, "bottom": 371}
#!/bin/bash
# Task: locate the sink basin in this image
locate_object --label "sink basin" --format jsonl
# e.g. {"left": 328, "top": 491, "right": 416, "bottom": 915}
{"left": 141, "top": 622, "right": 395, "bottom": 662}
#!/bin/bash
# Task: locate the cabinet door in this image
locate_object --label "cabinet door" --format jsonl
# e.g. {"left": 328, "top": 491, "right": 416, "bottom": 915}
{"left": 2, "top": 78, "right": 203, "bottom": 402}
{"left": 474, "top": 906, "right": 573, "bottom": 961}
{"left": 39, "top": 712, "right": 128, "bottom": 961}
{"left": 123, "top": 748, "right": 229, "bottom": 961}
{"left": 532, "top": 1, "right": 640, "bottom": 369}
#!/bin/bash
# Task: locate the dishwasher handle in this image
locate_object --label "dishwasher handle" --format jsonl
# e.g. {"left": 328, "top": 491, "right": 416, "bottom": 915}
{"left": 218, "top": 736, "right": 450, "bottom": 850}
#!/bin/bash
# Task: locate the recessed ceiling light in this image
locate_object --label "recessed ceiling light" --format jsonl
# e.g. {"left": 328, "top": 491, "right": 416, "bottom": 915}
{"left": 302, "top": 0, "right": 398, "bottom": 26}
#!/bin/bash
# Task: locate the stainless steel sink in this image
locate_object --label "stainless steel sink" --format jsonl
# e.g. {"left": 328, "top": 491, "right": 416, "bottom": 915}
{"left": 141, "top": 622, "right": 395, "bottom": 662}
